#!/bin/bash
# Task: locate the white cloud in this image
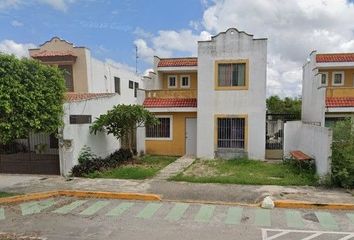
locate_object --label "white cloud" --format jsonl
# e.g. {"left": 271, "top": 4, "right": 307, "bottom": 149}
{"left": 11, "top": 20, "right": 23, "bottom": 27}
{"left": 0, "top": 0, "right": 21, "bottom": 9}
{"left": 38, "top": 0, "right": 76, "bottom": 11}
{"left": 0, "top": 40, "right": 36, "bottom": 58}
{"left": 0, "top": 0, "right": 76, "bottom": 11}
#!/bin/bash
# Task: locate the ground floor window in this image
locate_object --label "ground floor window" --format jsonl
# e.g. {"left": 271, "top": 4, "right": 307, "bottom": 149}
{"left": 146, "top": 116, "right": 172, "bottom": 139}
{"left": 217, "top": 117, "right": 245, "bottom": 149}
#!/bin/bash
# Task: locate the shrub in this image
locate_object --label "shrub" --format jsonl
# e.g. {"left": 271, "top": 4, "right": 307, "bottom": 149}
{"left": 331, "top": 118, "right": 354, "bottom": 188}
{"left": 71, "top": 148, "right": 133, "bottom": 177}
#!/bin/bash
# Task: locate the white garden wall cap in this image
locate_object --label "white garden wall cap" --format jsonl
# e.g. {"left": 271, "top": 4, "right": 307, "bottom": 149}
{"left": 65, "top": 92, "right": 116, "bottom": 102}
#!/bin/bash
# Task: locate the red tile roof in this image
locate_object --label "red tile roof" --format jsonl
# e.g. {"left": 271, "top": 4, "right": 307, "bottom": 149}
{"left": 316, "top": 53, "right": 354, "bottom": 63}
{"left": 157, "top": 57, "right": 198, "bottom": 67}
{"left": 65, "top": 92, "right": 116, "bottom": 102}
{"left": 143, "top": 98, "right": 197, "bottom": 108}
{"left": 31, "top": 50, "right": 77, "bottom": 58}
{"left": 326, "top": 97, "right": 354, "bottom": 107}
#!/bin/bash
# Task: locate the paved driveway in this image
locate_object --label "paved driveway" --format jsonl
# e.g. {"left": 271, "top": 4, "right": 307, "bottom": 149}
{"left": 0, "top": 197, "right": 353, "bottom": 240}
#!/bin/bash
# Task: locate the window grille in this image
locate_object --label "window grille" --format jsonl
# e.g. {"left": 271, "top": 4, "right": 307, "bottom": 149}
{"left": 146, "top": 117, "right": 171, "bottom": 138}
{"left": 217, "top": 118, "right": 245, "bottom": 149}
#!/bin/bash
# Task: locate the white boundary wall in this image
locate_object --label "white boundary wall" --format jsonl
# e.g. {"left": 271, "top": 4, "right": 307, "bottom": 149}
{"left": 284, "top": 121, "right": 332, "bottom": 176}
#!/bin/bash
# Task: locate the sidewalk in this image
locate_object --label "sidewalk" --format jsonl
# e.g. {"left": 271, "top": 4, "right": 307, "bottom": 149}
{"left": 0, "top": 174, "right": 353, "bottom": 204}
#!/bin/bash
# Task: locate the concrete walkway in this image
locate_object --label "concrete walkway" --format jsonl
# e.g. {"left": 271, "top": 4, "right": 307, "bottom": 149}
{"left": 152, "top": 156, "right": 195, "bottom": 180}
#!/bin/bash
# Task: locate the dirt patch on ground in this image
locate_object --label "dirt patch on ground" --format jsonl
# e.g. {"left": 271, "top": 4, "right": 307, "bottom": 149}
{"left": 0, "top": 232, "right": 45, "bottom": 240}
{"left": 182, "top": 161, "right": 232, "bottom": 177}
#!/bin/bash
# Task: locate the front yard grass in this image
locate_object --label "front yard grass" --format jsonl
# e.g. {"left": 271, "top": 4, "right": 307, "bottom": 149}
{"left": 85, "top": 155, "right": 178, "bottom": 180}
{"left": 170, "top": 159, "right": 318, "bottom": 186}
{"left": 0, "top": 192, "right": 17, "bottom": 198}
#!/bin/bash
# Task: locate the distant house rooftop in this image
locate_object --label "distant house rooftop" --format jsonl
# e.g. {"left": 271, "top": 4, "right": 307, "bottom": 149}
{"left": 157, "top": 57, "right": 198, "bottom": 67}
{"left": 326, "top": 97, "right": 354, "bottom": 108}
{"left": 316, "top": 53, "right": 354, "bottom": 63}
{"left": 143, "top": 98, "right": 197, "bottom": 108}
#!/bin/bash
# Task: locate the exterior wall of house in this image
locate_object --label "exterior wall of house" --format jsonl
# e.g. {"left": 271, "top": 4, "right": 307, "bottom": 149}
{"left": 301, "top": 51, "right": 326, "bottom": 126}
{"left": 196, "top": 28, "right": 267, "bottom": 160}
{"left": 145, "top": 112, "right": 197, "bottom": 156}
{"left": 284, "top": 121, "right": 332, "bottom": 176}
{"left": 319, "top": 68, "right": 354, "bottom": 88}
{"left": 59, "top": 95, "right": 121, "bottom": 175}
{"left": 161, "top": 72, "right": 198, "bottom": 90}
{"left": 29, "top": 37, "right": 90, "bottom": 92}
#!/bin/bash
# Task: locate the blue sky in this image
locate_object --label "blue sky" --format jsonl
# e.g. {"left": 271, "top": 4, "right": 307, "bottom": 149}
{"left": 0, "top": 0, "right": 206, "bottom": 72}
{"left": 1, "top": 0, "right": 354, "bottom": 97}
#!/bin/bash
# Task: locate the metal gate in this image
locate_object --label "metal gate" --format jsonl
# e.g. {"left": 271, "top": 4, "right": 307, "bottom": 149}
{"left": 265, "top": 114, "right": 298, "bottom": 159}
{"left": 0, "top": 133, "right": 60, "bottom": 175}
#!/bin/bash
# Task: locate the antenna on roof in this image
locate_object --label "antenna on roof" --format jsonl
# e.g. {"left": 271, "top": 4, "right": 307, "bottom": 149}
{"left": 135, "top": 44, "right": 139, "bottom": 75}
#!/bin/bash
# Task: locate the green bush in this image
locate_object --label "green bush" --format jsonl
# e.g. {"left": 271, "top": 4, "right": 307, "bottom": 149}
{"left": 71, "top": 147, "right": 133, "bottom": 177}
{"left": 331, "top": 118, "right": 354, "bottom": 188}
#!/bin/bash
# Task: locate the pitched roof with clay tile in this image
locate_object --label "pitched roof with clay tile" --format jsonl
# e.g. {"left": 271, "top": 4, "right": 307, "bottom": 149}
{"left": 326, "top": 97, "right": 354, "bottom": 107}
{"left": 65, "top": 92, "right": 116, "bottom": 102}
{"left": 143, "top": 98, "right": 197, "bottom": 108}
{"left": 157, "top": 57, "right": 198, "bottom": 67}
{"left": 316, "top": 53, "right": 354, "bottom": 63}
{"left": 31, "top": 50, "right": 77, "bottom": 58}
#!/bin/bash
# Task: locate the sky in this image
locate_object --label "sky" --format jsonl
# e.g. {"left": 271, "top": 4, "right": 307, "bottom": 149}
{"left": 1, "top": 0, "right": 354, "bottom": 97}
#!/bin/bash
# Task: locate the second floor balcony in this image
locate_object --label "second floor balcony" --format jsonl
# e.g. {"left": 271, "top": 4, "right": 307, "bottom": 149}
{"left": 145, "top": 89, "right": 197, "bottom": 99}
{"left": 326, "top": 87, "right": 354, "bottom": 98}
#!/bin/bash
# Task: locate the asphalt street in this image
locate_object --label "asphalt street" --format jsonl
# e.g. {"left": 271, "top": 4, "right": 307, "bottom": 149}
{"left": 0, "top": 197, "right": 353, "bottom": 240}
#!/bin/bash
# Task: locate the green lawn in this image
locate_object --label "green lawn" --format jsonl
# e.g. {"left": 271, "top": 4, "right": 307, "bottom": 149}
{"left": 0, "top": 192, "right": 17, "bottom": 198}
{"left": 170, "top": 159, "right": 318, "bottom": 186}
{"left": 85, "top": 155, "right": 178, "bottom": 180}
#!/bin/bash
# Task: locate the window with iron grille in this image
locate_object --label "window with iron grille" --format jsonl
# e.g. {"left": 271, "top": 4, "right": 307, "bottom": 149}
{"left": 134, "top": 82, "right": 139, "bottom": 97}
{"left": 217, "top": 117, "right": 245, "bottom": 149}
{"left": 69, "top": 115, "right": 92, "bottom": 124}
{"left": 146, "top": 117, "right": 171, "bottom": 139}
{"left": 217, "top": 63, "right": 246, "bottom": 87}
{"left": 114, "top": 77, "right": 121, "bottom": 94}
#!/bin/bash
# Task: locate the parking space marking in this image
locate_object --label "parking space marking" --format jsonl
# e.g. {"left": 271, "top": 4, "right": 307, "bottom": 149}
{"left": 20, "top": 199, "right": 56, "bottom": 216}
{"left": 79, "top": 201, "right": 110, "bottom": 216}
{"left": 165, "top": 203, "right": 189, "bottom": 221}
{"left": 0, "top": 208, "right": 4, "bottom": 220}
{"left": 225, "top": 207, "right": 243, "bottom": 225}
{"left": 255, "top": 209, "right": 271, "bottom": 227}
{"left": 52, "top": 200, "right": 87, "bottom": 214}
{"left": 106, "top": 202, "right": 134, "bottom": 217}
{"left": 194, "top": 205, "right": 215, "bottom": 223}
{"left": 285, "top": 210, "right": 305, "bottom": 229}
{"left": 262, "top": 229, "right": 354, "bottom": 240}
{"left": 315, "top": 212, "right": 339, "bottom": 231}
{"left": 136, "top": 203, "right": 162, "bottom": 219}
{"left": 347, "top": 213, "right": 354, "bottom": 224}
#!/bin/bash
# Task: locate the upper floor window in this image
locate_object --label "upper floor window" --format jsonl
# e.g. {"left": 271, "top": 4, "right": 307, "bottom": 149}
{"left": 114, "top": 77, "right": 121, "bottom": 94}
{"left": 320, "top": 72, "right": 328, "bottom": 86}
{"left": 180, "top": 75, "right": 190, "bottom": 88}
{"left": 332, "top": 72, "right": 344, "bottom": 86}
{"left": 58, "top": 65, "right": 74, "bottom": 91}
{"left": 215, "top": 60, "right": 248, "bottom": 90}
{"left": 134, "top": 82, "right": 139, "bottom": 98}
{"left": 129, "top": 80, "right": 134, "bottom": 89}
{"left": 168, "top": 75, "right": 177, "bottom": 88}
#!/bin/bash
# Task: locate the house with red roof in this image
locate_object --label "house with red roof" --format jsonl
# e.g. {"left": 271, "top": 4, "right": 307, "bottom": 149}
{"left": 0, "top": 37, "right": 142, "bottom": 176}
{"left": 140, "top": 28, "right": 267, "bottom": 160}
{"left": 302, "top": 51, "right": 354, "bottom": 127}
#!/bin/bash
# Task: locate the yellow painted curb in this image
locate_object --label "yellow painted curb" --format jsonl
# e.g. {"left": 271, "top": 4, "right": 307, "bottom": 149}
{"left": 58, "top": 190, "right": 161, "bottom": 201}
{"left": 0, "top": 190, "right": 161, "bottom": 204}
{"left": 0, "top": 191, "right": 59, "bottom": 204}
{"left": 274, "top": 200, "right": 354, "bottom": 210}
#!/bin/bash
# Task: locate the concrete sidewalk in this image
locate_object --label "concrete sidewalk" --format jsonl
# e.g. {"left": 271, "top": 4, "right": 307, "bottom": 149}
{"left": 0, "top": 174, "right": 353, "bottom": 204}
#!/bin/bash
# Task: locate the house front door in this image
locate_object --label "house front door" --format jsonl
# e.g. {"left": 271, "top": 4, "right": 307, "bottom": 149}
{"left": 185, "top": 118, "right": 197, "bottom": 156}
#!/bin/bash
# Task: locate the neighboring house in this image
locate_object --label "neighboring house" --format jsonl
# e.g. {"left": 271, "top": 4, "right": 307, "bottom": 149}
{"left": 302, "top": 51, "right": 354, "bottom": 127}
{"left": 0, "top": 37, "right": 141, "bottom": 176}
{"left": 140, "top": 28, "right": 267, "bottom": 160}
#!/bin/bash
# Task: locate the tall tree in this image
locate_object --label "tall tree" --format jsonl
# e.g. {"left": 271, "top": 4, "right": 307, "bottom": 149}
{"left": 0, "top": 54, "right": 66, "bottom": 144}
{"left": 266, "top": 95, "right": 301, "bottom": 118}
{"left": 90, "top": 104, "right": 158, "bottom": 154}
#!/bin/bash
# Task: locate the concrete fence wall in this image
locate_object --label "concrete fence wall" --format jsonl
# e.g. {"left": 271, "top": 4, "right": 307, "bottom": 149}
{"left": 284, "top": 121, "right": 332, "bottom": 176}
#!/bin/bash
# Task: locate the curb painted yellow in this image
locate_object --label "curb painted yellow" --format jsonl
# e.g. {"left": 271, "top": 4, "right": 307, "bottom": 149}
{"left": 58, "top": 190, "right": 161, "bottom": 201}
{"left": 0, "top": 191, "right": 59, "bottom": 204}
{"left": 0, "top": 190, "right": 161, "bottom": 204}
{"left": 274, "top": 200, "right": 354, "bottom": 210}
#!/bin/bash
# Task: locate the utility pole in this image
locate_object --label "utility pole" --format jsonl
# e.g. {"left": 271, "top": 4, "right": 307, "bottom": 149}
{"left": 135, "top": 44, "right": 139, "bottom": 75}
